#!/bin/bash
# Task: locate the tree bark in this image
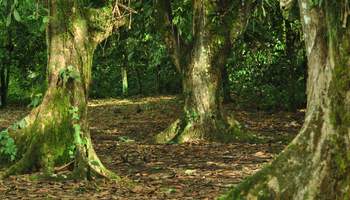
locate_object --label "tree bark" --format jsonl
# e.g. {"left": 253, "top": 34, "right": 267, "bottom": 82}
{"left": 155, "top": 0, "right": 255, "bottom": 143}
{"left": 220, "top": 0, "right": 350, "bottom": 199}
{"left": 121, "top": 67, "right": 128, "bottom": 96}
{"left": 0, "top": 30, "right": 12, "bottom": 108}
{"left": 221, "top": 67, "right": 232, "bottom": 104}
{"left": 0, "top": 66, "right": 9, "bottom": 108}
{"left": 135, "top": 67, "right": 143, "bottom": 95}
{"left": 1, "top": 0, "right": 125, "bottom": 180}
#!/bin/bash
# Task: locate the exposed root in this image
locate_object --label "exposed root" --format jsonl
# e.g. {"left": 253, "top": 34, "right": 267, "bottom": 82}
{"left": 88, "top": 161, "right": 120, "bottom": 181}
{"left": 54, "top": 161, "right": 74, "bottom": 172}
{"left": 72, "top": 133, "right": 121, "bottom": 181}
{"left": 86, "top": 148, "right": 120, "bottom": 181}
{"left": 155, "top": 116, "right": 241, "bottom": 144}
{"left": 155, "top": 119, "right": 183, "bottom": 143}
{"left": 2, "top": 151, "right": 35, "bottom": 179}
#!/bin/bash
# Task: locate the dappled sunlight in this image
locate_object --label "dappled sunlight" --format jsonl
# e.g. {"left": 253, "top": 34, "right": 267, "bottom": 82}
{"left": 88, "top": 96, "right": 178, "bottom": 108}
{"left": 0, "top": 96, "right": 303, "bottom": 199}
{"left": 1, "top": 0, "right": 346, "bottom": 197}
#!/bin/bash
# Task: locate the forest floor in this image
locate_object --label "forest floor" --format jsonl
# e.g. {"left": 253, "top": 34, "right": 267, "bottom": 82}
{"left": 0, "top": 96, "right": 304, "bottom": 199}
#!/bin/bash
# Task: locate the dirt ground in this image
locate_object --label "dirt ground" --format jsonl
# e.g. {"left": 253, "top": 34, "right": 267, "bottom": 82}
{"left": 0, "top": 96, "right": 304, "bottom": 199}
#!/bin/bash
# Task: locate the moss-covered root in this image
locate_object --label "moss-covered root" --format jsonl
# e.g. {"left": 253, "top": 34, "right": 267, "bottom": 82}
{"left": 155, "top": 119, "right": 183, "bottom": 143}
{"left": 218, "top": 166, "right": 275, "bottom": 200}
{"left": 73, "top": 138, "right": 121, "bottom": 181}
{"left": 1, "top": 141, "right": 120, "bottom": 181}
{"left": 1, "top": 150, "right": 36, "bottom": 179}
{"left": 155, "top": 117, "right": 241, "bottom": 144}
{"left": 1, "top": 133, "right": 71, "bottom": 179}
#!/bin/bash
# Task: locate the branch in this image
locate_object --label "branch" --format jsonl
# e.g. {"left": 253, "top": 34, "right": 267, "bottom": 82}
{"left": 226, "top": 1, "right": 257, "bottom": 43}
{"left": 280, "top": 0, "right": 296, "bottom": 11}
{"left": 280, "top": 0, "right": 297, "bottom": 19}
{"left": 85, "top": 3, "right": 134, "bottom": 46}
{"left": 116, "top": 2, "right": 137, "bottom": 14}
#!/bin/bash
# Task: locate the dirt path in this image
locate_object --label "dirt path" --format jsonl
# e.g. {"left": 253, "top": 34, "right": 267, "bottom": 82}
{"left": 0, "top": 96, "right": 304, "bottom": 199}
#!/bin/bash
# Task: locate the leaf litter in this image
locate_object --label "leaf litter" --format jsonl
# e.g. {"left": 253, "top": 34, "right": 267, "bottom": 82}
{"left": 0, "top": 96, "right": 304, "bottom": 199}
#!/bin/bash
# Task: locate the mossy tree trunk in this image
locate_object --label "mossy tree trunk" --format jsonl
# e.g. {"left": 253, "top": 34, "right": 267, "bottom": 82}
{"left": 155, "top": 0, "right": 255, "bottom": 143}
{"left": 1, "top": 0, "right": 126, "bottom": 179}
{"left": 220, "top": 0, "right": 350, "bottom": 199}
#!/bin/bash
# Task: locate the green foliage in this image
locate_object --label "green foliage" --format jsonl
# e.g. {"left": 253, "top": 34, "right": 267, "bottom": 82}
{"left": 0, "top": 0, "right": 21, "bottom": 26}
{"left": 1, "top": 0, "right": 307, "bottom": 113}
{"left": 185, "top": 109, "right": 199, "bottom": 122}
{"left": 228, "top": 3, "right": 306, "bottom": 111}
{"left": 91, "top": 1, "right": 181, "bottom": 98}
{"left": 69, "top": 106, "right": 81, "bottom": 155}
{"left": 69, "top": 106, "right": 80, "bottom": 120}
{"left": 67, "top": 144, "right": 76, "bottom": 159}
{"left": 73, "top": 124, "right": 82, "bottom": 144}
{"left": 0, "top": 0, "right": 48, "bottom": 105}
{"left": 28, "top": 93, "right": 42, "bottom": 108}
{"left": 59, "top": 65, "right": 81, "bottom": 84}
{"left": 11, "top": 118, "right": 27, "bottom": 129}
{"left": 309, "top": 0, "right": 324, "bottom": 7}
{"left": 0, "top": 129, "right": 17, "bottom": 161}
{"left": 171, "top": 0, "right": 193, "bottom": 43}
{"left": 0, "top": 118, "right": 25, "bottom": 162}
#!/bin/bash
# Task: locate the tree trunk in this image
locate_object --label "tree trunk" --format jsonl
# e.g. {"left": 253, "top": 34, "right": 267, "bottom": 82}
{"left": 121, "top": 67, "right": 128, "bottom": 97}
{"left": 0, "top": 30, "right": 11, "bottom": 108}
{"left": 0, "top": 66, "right": 9, "bottom": 108}
{"left": 155, "top": 0, "right": 254, "bottom": 143}
{"left": 221, "top": 67, "right": 232, "bottom": 103}
{"left": 156, "top": 64, "right": 162, "bottom": 94}
{"left": 284, "top": 19, "right": 298, "bottom": 111}
{"left": 164, "top": 30, "right": 231, "bottom": 142}
{"left": 220, "top": 1, "right": 350, "bottom": 199}
{"left": 135, "top": 67, "right": 143, "bottom": 95}
{"left": 1, "top": 0, "right": 125, "bottom": 180}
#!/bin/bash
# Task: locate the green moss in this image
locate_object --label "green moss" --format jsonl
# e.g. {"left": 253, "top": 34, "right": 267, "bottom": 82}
{"left": 219, "top": 165, "right": 273, "bottom": 200}
{"left": 230, "top": 128, "right": 268, "bottom": 144}
{"left": 86, "top": 6, "right": 114, "bottom": 33}
{"left": 41, "top": 89, "right": 75, "bottom": 165}
{"left": 155, "top": 119, "right": 184, "bottom": 144}
{"left": 55, "top": 0, "right": 74, "bottom": 33}
{"left": 325, "top": 4, "right": 350, "bottom": 196}
{"left": 11, "top": 88, "right": 76, "bottom": 175}
{"left": 219, "top": 139, "right": 312, "bottom": 199}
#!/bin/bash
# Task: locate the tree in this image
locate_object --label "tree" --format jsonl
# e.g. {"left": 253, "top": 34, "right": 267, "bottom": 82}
{"left": 0, "top": 39, "right": 11, "bottom": 108}
{"left": 0, "top": 0, "right": 127, "bottom": 179}
{"left": 0, "top": 1, "right": 14, "bottom": 108}
{"left": 221, "top": 66, "right": 232, "bottom": 103}
{"left": 121, "top": 31, "right": 129, "bottom": 97}
{"left": 220, "top": 0, "right": 350, "bottom": 198}
{"left": 155, "top": 0, "right": 256, "bottom": 143}
{"left": 121, "top": 66, "right": 128, "bottom": 96}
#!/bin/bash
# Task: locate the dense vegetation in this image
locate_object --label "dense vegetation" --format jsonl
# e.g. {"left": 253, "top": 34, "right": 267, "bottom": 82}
{"left": 1, "top": 0, "right": 306, "bottom": 111}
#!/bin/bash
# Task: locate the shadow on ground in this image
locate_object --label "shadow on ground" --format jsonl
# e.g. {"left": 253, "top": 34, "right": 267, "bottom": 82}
{"left": 0, "top": 96, "right": 304, "bottom": 199}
